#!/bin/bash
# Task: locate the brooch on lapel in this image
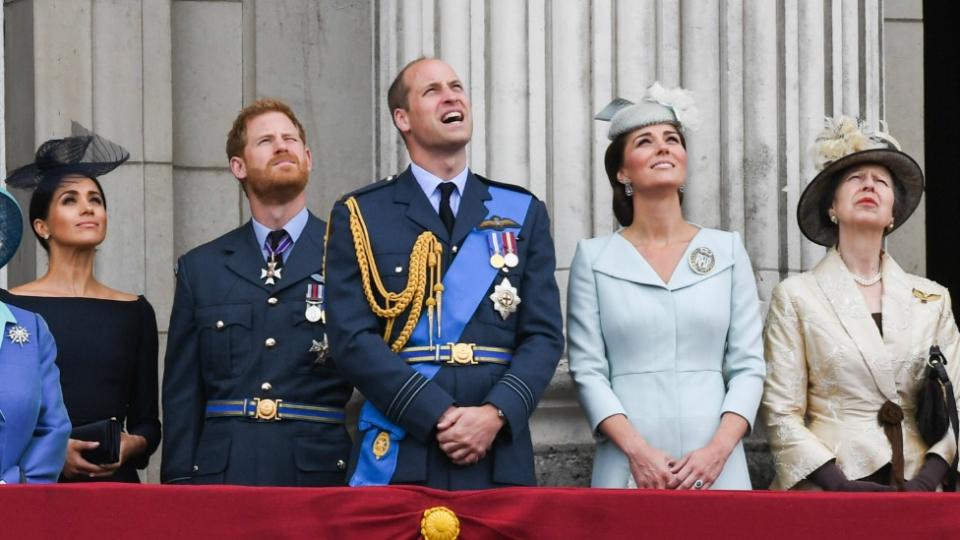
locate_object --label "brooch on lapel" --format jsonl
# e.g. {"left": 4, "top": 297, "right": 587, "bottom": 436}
{"left": 7, "top": 325, "right": 30, "bottom": 346}
{"left": 688, "top": 247, "right": 715, "bottom": 275}
{"left": 912, "top": 288, "right": 942, "bottom": 304}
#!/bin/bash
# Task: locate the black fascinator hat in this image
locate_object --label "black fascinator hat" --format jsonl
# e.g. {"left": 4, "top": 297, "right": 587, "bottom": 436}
{"left": 5, "top": 122, "right": 129, "bottom": 190}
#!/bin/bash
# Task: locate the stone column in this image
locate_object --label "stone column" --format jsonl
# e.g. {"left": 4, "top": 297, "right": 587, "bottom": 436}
{"left": 375, "top": 0, "right": 886, "bottom": 486}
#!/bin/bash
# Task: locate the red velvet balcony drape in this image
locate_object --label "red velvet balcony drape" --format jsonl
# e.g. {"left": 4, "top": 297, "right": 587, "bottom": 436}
{"left": 2, "top": 484, "right": 959, "bottom": 539}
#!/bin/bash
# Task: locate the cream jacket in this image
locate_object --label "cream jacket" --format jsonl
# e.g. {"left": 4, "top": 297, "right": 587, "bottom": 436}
{"left": 761, "top": 248, "right": 960, "bottom": 490}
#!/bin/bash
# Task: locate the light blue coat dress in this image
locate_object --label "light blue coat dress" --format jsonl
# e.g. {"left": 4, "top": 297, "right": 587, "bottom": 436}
{"left": 0, "top": 302, "right": 70, "bottom": 484}
{"left": 567, "top": 228, "right": 765, "bottom": 489}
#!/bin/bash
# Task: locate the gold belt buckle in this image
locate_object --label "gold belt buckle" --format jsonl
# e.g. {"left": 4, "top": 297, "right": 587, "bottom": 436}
{"left": 253, "top": 397, "right": 282, "bottom": 420}
{"left": 447, "top": 342, "right": 477, "bottom": 365}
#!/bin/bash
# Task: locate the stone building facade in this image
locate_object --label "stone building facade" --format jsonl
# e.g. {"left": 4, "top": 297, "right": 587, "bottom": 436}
{"left": 1, "top": 0, "right": 924, "bottom": 486}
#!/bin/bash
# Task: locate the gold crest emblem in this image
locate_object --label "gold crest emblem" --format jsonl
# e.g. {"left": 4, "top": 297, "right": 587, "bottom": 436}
{"left": 912, "top": 288, "right": 942, "bottom": 304}
{"left": 420, "top": 506, "right": 460, "bottom": 540}
{"left": 372, "top": 431, "right": 391, "bottom": 460}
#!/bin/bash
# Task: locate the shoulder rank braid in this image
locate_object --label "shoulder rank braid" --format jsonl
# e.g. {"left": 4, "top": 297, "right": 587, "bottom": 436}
{"left": 344, "top": 196, "right": 444, "bottom": 351}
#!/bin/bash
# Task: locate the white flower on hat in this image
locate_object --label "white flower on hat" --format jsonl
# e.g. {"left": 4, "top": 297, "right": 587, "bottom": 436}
{"left": 646, "top": 82, "right": 702, "bottom": 133}
{"left": 811, "top": 116, "right": 900, "bottom": 171}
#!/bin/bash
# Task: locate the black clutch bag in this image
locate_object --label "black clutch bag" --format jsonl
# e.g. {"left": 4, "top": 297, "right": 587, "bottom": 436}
{"left": 70, "top": 418, "right": 121, "bottom": 465}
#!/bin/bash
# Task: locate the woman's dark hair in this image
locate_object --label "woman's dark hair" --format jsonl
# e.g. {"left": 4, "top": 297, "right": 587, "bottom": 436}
{"left": 30, "top": 175, "right": 107, "bottom": 252}
{"left": 820, "top": 163, "right": 906, "bottom": 234}
{"left": 604, "top": 125, "right": 686, "bottom": 227}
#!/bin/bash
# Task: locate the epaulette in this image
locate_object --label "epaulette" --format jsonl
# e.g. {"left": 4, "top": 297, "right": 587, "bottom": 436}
{"left": 338, "top": 174, "right": 398, "bottom": 201}
{"left": 473, "top": 174, "right": 539, "bottom": 199}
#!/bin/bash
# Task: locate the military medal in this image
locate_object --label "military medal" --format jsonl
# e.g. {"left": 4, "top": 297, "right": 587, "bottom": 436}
{"left": 7, "top": 325, "right": 29, "bottom": 346}
{"left": 487, "top": 232, "right": 505, "bottom": 269}
{"left": 502, "top": 232, "right": 519, "bottom": 268}
{"left": 688, "top": 247, "right": 715, "bottom": 275}
{"left": 261, "top": 260, "right": 282, "bottom": 285}
{"left": 309, "top": 336, "right": 330, "bottom": 365}
{"left": 489, "top": 277, "right": 522, "bottom": 320}
{"left": 305, "top": 282, "right": 324, "bottom": 323}
{"left": 261, "top": 232, "right": 293, "bottom": 285}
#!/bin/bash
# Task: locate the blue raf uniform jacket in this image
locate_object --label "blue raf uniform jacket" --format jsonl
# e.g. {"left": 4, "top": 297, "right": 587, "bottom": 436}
{"left": 325, "top": 168, "right": 564, "bottom": 489}
{"left": 161, "top": 212, "right": 353, "bottom": 486}
{"left": 0, "top": 303, "right": 71, "bottom": 483}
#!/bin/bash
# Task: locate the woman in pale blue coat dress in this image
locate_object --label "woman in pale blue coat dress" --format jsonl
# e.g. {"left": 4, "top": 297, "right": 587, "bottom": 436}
{"left": 0, "top": 186, "right": 71, "bottom": 484}
{"left": 567, "top": 84, "right": 765, "bottom": 490}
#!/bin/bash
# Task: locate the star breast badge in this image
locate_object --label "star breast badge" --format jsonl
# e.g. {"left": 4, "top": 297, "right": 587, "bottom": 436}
{"left": 489, "top": 277, "right": 522, "bottom": 320}
{"left": 7, "top": 325, "right": 30, "bottom": 346}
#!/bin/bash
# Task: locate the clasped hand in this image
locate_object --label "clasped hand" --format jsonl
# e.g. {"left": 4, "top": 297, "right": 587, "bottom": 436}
{"left": 62, "top": 432, "right": 145, "bottom": 479}
{"left": 628, "top": 441, "right": 729, "bottom": 490}
{"left": 435, "top": 405, "right": 504, "bottom": 466}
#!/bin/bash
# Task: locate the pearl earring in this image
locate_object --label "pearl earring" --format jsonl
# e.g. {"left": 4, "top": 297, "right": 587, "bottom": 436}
{"left": 829, "top": 213, "right": 838, "bottom": 224}
{"left": 887, "top": 218, "right": 894, "bottom": 231}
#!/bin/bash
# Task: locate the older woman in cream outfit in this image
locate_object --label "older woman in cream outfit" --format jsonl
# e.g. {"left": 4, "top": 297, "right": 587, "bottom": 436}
{"left": 567, "top": 85, "right": 765, "bottom": 490}
{"left": 762, "top": 117, "right": 960, "bottom": 491}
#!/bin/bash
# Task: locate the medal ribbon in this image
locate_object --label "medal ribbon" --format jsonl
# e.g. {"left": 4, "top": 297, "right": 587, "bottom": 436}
{"left": 265, "top": 231, "right": 293, "bottom": 263}
{"left": 350, "top": 185, "right": 533, "bottom": 487}
{"left": 487, "top": 232, "right": 502, "bottom": 259}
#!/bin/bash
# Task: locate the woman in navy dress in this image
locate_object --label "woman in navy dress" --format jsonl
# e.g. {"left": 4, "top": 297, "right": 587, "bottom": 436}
{"left": 2, "top": 129, "right": 160, "bottom": 482}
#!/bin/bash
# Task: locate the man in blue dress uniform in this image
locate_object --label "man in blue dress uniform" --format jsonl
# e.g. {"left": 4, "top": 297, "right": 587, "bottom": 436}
{"left": 325, "top": 58, "right": 564, "bottom": 489}
{"left": 161, "top": 99, "right": 353, "bottom": 486}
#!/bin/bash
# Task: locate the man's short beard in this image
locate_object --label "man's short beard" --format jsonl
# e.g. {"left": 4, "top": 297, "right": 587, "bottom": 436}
{"left": 244, "top": 169, "right": 309, "bottom": 205}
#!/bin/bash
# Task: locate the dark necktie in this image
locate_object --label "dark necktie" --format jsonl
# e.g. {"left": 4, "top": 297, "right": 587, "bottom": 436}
{"left": 438, "top": 182, "right": 456, "bottom": 234}
{"left": 266, "top": 229, "right": 292, "bottom": 270}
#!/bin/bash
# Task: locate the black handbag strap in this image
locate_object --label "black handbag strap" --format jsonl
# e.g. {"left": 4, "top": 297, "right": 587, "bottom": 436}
{"left": 929, "top": 345, "right": 959, "bottom": 491}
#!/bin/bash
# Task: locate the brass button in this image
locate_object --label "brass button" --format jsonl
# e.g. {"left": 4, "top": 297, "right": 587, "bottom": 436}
{"left": 261, "top": 382, "right": 273, "bottom": 392}
{"left": 336, "top": 459, "right": 346, "bottom": 470}
{"left": 265, "top": 337, "right": 277, "bottom": 348}
{"left": 267, "top": 297, "right": 279, "bottom": 305}
{"left": 215, "top": 320, "right": 225, "bottom": 329}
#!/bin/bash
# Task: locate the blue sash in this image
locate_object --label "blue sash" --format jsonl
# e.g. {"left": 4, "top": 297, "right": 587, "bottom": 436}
{"left": 350, "top": 186, "right": 532, "bottom": 486}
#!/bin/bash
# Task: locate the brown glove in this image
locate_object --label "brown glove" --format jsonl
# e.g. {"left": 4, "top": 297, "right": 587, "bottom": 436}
{"left": 904, "top": 455, "right": 949, "bottom": 492}
{"left": 808, "top": 461, "right": 894, "bottom": 492}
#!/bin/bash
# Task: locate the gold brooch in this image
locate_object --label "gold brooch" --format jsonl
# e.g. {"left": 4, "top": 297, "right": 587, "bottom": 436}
{"left": 420, "top": 506, "right": 460, "bottom": 540}
{"left": 912, "top": 288, "right": 942, "bottom": 304}
{"left": 372, "top": 431, "right": 391, "bottom": 460}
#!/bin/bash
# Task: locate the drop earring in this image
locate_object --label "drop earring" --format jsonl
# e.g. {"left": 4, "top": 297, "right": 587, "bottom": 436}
{"left": 887, "top": 218, "right": 894, "bottom": 231}
{"left": 829, "top": 212, "right": 838, "bottom": 224}
{"left": 621, "top": 181, "right": 633, "bottom": 197}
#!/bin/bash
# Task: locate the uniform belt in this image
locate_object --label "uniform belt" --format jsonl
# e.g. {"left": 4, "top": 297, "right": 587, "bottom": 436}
{"left": 205, "top": 398, "right": 346, "bottom": 424}
{"left": 398, "top": 343, "right": 513, "bottom": 366}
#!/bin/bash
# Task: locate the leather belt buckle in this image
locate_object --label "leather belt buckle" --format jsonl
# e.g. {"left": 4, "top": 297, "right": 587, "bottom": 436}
{"left": 253, "top": 397, "right": 282, "bottom": 420}
{"left": 446, "top": 342, "right": 477, "bottom": 365}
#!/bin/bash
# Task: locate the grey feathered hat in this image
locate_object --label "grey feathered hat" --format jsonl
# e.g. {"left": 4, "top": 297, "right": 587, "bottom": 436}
{"left": 595, "top": 82, "right": 702, "bottom": 140}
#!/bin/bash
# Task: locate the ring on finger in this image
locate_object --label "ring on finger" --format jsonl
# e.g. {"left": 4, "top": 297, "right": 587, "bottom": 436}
{"left": 693, "top": 479, "right": 705, "bottom": 489}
